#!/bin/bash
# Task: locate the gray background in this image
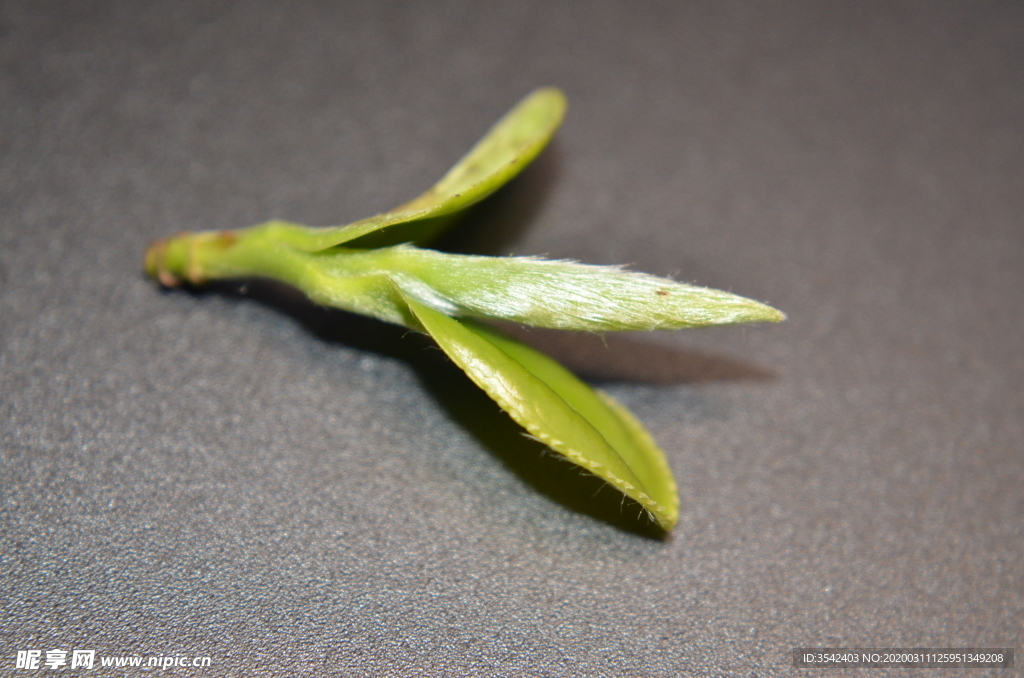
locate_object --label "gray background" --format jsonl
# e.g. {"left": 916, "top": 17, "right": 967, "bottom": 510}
{"left": 2, "top": 2, "right": 1021, "bottom": 676}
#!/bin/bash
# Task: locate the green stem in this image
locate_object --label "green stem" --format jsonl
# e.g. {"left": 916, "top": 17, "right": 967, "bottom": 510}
{"left": 145, "top": 226, "right": 425, "bottom": 327}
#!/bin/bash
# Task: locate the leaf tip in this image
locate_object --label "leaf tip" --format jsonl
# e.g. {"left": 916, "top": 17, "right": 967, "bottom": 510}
{"left": 746, "top": 300, "right": 786, "bottom": 324}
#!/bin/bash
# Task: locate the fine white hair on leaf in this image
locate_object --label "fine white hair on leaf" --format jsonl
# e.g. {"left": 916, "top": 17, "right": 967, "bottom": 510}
{"left": 378, "top": 244, "right": 784, "bottom": 331}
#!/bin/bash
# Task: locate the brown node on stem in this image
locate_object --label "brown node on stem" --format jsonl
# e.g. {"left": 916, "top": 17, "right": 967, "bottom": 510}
{"left": 144, "top": 237, "right": 181, "bottom": 288}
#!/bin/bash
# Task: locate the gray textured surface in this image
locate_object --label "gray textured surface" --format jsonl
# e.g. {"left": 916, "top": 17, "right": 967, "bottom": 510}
{"left": 2, "top": 2, "right": 1022, "bottom": 676}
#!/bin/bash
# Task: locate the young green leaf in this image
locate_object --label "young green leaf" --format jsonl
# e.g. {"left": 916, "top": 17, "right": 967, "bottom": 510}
{"left": 251, "top": 87, "right": 567, "bottom": 253}
{"left": 402, "top": 295, "right": 679, "bottom": 529}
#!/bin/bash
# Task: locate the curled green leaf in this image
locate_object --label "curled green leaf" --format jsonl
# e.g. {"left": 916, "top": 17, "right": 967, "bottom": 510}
{"left": 144, "top": 87, "right": 784, "bottom": 531}
{"left": 252, "top": 86, "right": 567, "bottom": 253}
